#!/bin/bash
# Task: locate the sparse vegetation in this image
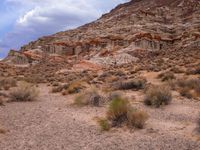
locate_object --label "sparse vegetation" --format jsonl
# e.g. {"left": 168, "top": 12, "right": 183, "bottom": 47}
{"left": 74, "top": 89, "right": 104, "bottom": 107}
{"left": 98, "top": 119, "right": 111, "bottom": 131}
{"left": 9, "top": 82, "right": 39, "bottom": 102}
{"left": 114, "top": 78, "right": 146, "bottom": 90}
{"left": 51, "top": 84, "right": 69, "bottom": 93}
{"left": 144, "top": 85, "right": 172, "bottom": 107}
{"left": 127, "top": 108, "right": 148, "bottom": 129}
{"left": 157, "top": 71, "right": 176, "bottom": 82}
{"left": 98, "top": 96, "right": 148, "bottom": 130}
{"left": 176, "top": 78, "right": 200, "bottom": 99}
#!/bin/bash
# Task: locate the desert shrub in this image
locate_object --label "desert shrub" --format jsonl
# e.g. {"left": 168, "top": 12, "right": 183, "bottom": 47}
{"left": 74, "top": 89, "right": 104, "bottom": 107}
{"left": 170, "top": 67, "right": 185, "bottom": 74}
{"left": 107, "top": 97, "right": 129, "bottom": 126}
{"left": 51, "top": 84, "right": 69, "bottom": 93}
{"left": 127, "top": 108, "right": 148, "bottom": 129}
{"left": 98, "top": 119, "right": 111, "bottom": 131}
{"left": 114, "top": 78, "right": 146, "bottom": 90}
{"left": 157, "top": 71, "right": 176, "bottom": 82}
{"left": 144, "top": 85, "right": 172, "bottom": 107}
{"left": 103, "top": 96, "right": 148, "bottom": 129}
{"left": 0, "top": 78, "right": 17, "bottom": 90}
{"left": 177, "top": 78, "right": 200, "bottom": 98}
{"left": 9, "top": 83, "right": 39, "bottom": 102}
{"left": 186, "top": 65, "right": 200, "bottom": 75}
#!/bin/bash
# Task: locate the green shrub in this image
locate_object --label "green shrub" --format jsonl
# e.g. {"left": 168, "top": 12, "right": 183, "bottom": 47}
{"left": 106, "top": 96, "right": 148, "bottom": 128}
{"left": 98, "top": 119, "right": 111, "bottom": 131}
{"left": 9, "top": 83, "right": 39, "bottom": 102}
{"left": 144, "top": 85, "right": 172, "bottom": 107}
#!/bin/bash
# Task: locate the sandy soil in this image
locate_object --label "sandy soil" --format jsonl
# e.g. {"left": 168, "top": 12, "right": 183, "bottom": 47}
{"left": 1, "top": 84, "right": 200, "bottom": 150}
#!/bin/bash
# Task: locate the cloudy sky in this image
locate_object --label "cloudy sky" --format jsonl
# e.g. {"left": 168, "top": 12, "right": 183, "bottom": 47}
{"left": 0, "top": 0, "right": 129, "bottom": 58}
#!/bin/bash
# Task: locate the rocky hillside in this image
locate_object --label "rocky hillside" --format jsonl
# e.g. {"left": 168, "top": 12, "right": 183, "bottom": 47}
{"left": 3, "top": 0, "right": 200, "bottom": 66}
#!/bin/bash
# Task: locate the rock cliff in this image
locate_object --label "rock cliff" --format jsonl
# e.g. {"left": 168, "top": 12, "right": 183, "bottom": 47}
{"left": 3, "top": 0, "right": 200, "bottom": 66}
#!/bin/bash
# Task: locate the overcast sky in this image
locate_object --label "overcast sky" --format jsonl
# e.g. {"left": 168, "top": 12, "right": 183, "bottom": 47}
{"left": 0, "top": 0, "right": 129, "bottom": 58}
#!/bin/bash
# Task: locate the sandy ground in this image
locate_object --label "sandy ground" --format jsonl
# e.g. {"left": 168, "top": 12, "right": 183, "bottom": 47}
{"left": 1, "top": 84, "right": 200, "bottom": 150}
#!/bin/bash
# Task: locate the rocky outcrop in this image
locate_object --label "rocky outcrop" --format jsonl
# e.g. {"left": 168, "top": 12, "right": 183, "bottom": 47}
{"left": 4, "top": 0, "right": 200, "bottom": 66}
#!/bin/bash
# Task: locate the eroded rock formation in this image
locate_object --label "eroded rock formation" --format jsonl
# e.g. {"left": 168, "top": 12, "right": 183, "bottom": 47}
{"left": 3, "top": 0, "right": 200, "bottom": 66}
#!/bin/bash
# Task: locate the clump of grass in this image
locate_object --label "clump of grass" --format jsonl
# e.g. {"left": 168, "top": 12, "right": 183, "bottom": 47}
{"left": 98, "top": 96, "right": 148, "bottom": 130}
{"left": 144, "top": 85, "right": 172, "bottom": 107}
{"left": 9, "top": 82, "right": 39, "bottom": 102}
{"left": 114, "top": 78, "right": 146, "bottom": 90}
{"left": 157, "top": 71, "right": 176, "bottom": 82}
{"left": 74, "top": 89, "right": 104, "bottom": 107}
{"left": 107, "top": 97, "right": 129, "bottom": 126}
{"left": 98, "top": 119, "right": 111, "bottom": 131}
{"left": 127, "top": 108, "right": 149, "bottom": 129}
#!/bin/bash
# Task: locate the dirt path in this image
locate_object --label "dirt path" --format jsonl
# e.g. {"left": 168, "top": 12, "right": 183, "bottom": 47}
{"left": 1, "top": 85, "right": 200, "bottom": 150}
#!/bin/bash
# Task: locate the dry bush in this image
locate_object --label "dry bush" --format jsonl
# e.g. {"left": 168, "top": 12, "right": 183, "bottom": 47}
{"left": 0, "top": 78, "right": 17, "bottom": 90}
{"left": 177, "top": 78, "right": 200, "bottom": 99}
{"left": 74, "top": 89, "right": 104, "bottom": 107}
{"left": 9, "top": 82, "right": 39, "bottom": 102}
{"left": 170, "top": 67, "right": 185, "bottom": 74}
{"left": 51, "top": 84, "right": 68, "bottom": 93}
{"left": 105, "top": 96, "right": 148, "bottom": 129}
{"left": 144, "top": 85, "right": 172, "bottom": 107}
{"left": 157, "top": 71, "right": 176, "bottom": 82}
{"left": 127, "top": 108, "right": 148, "bottom": 129}
{"left": 186, "top": 65, "right": 200, "bottom": 75}
{"left": 114, "top": 78, "right": 146, "bottom": 90}
{"left": 98, "top": 119, "right": 111, "bottom": 131}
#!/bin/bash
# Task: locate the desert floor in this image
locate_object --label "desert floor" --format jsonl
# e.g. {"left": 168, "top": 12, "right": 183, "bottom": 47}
{"left": 1, "top": 82, "right": 200, "bottom": 150}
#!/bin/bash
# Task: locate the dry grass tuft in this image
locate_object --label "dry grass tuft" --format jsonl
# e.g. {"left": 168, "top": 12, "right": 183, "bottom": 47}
{"left": 74, "top": 89, "right": 104, "bottom": 107}
{"left": 144, "top": 85, "right": 172, "bottom": 107}
{"left": 127, "top": 108, "right": 149, "bottom": 129}
{"left": 9, "top": 82, "right": 39, "bottom": 102}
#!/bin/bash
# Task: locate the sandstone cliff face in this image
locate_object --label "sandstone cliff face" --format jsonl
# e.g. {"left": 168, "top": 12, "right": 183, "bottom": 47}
{"left": 4, "top": 0, "right": 200, "bottom": 65}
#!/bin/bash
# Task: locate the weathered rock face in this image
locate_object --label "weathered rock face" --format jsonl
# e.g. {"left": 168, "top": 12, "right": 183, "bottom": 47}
{"left": 4, "top": 0, "right": 200, "bottom": 65}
